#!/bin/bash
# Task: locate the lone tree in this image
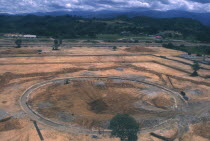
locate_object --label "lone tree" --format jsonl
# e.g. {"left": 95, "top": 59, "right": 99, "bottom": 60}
{"left": 15, "top": 39, "right": 22, "bottom": 48}
{"left": 52, "top": 39, "right": 60, "bottom": 50}
{"left": 64, "top": 79, "right": 69, "bottom": 85}
{"left": 191, "top": 61, "right": 200, "bottom": 77}
{"left": 109, "top": 114, "right": 139, "bottom": 141}
{"left": 113, "top": 46, "right": 117, "bottom": 51}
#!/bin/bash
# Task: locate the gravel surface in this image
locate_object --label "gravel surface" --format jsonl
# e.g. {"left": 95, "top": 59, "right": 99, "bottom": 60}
{"left": 187, "top": 89, "right": 203, "bottom": 95}
{"left": 93, "top": 81, "right": 106, "bottom": 86}
{"left": 123, "top": 74, "right": 148, "bottom": 81}
{"left": 140, "top": 87, "right": 162, "bottom": 97}
{"left": 0, "top": 109, "right": 8, "bottom": 120}
{"left": 115, "top": 67, "right": 124, "bottom": 71}
{"left": 12, "top": 110, "right": 27, "bottom": 119}
{"left": 38, "top": 102, "right": 52, "bottom": 109}
{"left": 57, "top": 112, "right": 75, "bottom": 122}
{"left": 112, "top": 79, "right": 124, "bottom": 83}
{"left": 80, "top": 72, "right": 96, "bottom": 76}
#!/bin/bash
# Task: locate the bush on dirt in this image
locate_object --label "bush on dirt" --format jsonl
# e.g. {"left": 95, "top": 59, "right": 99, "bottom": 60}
{"left": 109, "top": 114, "right": 139, "bottom": 141}
{"left": 37, "top": 50, "right": 42, "bottom": 54}
{"left": 191, "top": 61, "right": 200, "bottom": 77}
{"left": 183, "top": 96, "right": 189, "bottom": 101}
{"left": 180, "top": 91, "right": 186, "bottom": 96}
{"left": 15, "top": 39, "right": 22, "bottom": 48}
{"left": 113, "top": 46, "right": 117, "bottom": 51}
{"left": 52, "top": 39, "right": 60, "bottom": 50}
{"left": 64, "top": 79, "right": 69, "bottom": 85}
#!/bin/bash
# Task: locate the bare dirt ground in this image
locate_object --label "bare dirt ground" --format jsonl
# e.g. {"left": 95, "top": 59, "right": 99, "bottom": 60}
{"left": 28, "top": 79, "right": 174, "bottom": 129}
{"left": 0, "top": 48, "right": 40, "bottom": 54}
{"left": 0, "top": 46, "right": 209, "bottom": 141}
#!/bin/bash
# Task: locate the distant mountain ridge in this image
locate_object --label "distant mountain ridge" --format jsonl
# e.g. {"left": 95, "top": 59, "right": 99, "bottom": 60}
{"left": 15, "top": 10, "right": 210, "bottom": 26}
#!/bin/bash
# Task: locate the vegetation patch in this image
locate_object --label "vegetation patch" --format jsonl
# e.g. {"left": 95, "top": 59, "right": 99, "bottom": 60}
{"left": 162, "top": 43, "right": 210, "bottom": 55}
{"left": 1, "top": 15, "right": 210, "bottom": 42}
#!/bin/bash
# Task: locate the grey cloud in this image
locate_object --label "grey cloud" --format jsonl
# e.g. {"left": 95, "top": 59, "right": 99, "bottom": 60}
{"left": 0, "top": 0, "right": 210, "bottom": 14}
{"left": 189, "top": 0, "right": 210, "bottom": 3}
{"left": 48, "top": 3, "right": 68, "bottom": 9}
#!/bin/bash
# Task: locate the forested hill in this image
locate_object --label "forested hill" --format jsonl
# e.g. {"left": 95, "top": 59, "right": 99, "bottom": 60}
{"left": 0, "top": 15, "right": 210, "bottom": 42}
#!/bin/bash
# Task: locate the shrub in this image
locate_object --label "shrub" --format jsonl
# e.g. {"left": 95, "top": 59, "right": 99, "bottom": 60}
{"left": 191, "top": 61, "right": 200, "bottom": 77}
{"left": 109, "top": 114, "right": 139, "bottom": 141}
{"left": 113, "top": 46, "right": 117, "bottom": 51}
{"left": 15, "top": 39, "right": 22, "bottom": 48}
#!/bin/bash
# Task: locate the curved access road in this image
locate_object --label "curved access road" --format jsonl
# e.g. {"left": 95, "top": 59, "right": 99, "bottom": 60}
{"left": 20, "top": 76, "right": 187, "bottom": 134}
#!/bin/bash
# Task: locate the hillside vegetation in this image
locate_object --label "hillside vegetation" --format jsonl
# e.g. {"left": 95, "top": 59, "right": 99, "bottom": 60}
{"left": 0, "top": 15, "right": 210, "bottom": 42}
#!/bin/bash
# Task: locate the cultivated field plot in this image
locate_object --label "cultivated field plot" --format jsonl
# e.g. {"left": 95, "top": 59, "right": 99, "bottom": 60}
{"left": 0, "top": 46, "right": 209, "bottom": 141}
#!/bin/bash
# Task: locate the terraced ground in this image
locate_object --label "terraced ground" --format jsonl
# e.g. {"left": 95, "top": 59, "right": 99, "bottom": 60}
{"left": 0, "top": 45, "right": 209, "bottom": 141}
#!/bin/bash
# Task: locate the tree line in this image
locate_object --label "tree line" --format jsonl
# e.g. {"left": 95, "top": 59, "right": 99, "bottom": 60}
{"left": 0, "top": 15, "right": 210, "bottom": 42}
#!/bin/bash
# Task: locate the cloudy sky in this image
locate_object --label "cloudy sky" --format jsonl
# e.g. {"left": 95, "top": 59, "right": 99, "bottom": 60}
{"left": 0, "top": 0, "right": 210, "bottom": 14}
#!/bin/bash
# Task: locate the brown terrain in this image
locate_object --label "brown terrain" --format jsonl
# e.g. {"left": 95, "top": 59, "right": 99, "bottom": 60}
{"left": 28, "top": 79, "right": 174, "bottom": 129}
{"left": 0, "top": 45, "right": 209, "bottom": 141}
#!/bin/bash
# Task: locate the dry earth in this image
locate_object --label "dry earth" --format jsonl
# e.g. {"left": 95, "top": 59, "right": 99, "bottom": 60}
{"left": 0, "top": 46, "right": 209, "bottom": 141}
{"left": 28, "top": 79, "right": 174, "bottom": 129}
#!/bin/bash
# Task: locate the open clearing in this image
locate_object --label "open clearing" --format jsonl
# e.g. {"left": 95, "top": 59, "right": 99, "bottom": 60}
{"left": 0, "top": 45, "right": 209, "bottom": 141}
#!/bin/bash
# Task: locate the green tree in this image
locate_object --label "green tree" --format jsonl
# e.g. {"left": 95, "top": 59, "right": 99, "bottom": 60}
{"left": 64, "top": 79, "right": 69, "bottom": 85}
{"left": 191, "top": 61, "right": 200, "bottom": 76}
{"left": 52, "top": 39, "right": 59, "bottom": 50}
{"left": 15, "top": 39, "right": 22, "bottom": 48}
{"left": 109, "top": 114, "right": 139, "bottom": 141}
{"left": 113, "top": 46, "right": 117, "bottom": 51}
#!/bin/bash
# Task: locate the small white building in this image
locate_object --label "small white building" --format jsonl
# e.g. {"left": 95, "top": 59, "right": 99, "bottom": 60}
{"left": 23, "top": 35, "right": 37, "bottom": 38}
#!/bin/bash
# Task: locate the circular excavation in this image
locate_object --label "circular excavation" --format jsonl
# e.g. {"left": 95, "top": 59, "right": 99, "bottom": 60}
{"left": 21, "top": 76, "right": 185, "bottom": 133}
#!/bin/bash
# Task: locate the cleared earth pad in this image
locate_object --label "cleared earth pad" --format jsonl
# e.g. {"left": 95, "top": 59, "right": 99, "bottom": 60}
{"left": 28, "top": 78, "right": 175, "bottom": 129}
